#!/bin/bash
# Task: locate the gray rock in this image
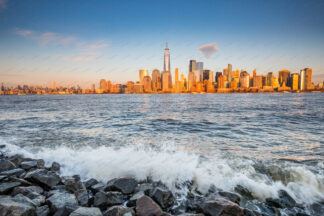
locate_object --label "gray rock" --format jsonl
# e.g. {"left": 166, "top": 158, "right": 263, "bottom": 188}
{"left": 51, "top": 162, "right": 60, "bottom": 172}
{"left": 84, "top": 178, "right": 99, "bottom": 189}
{"left": 0, "top": 195, "right": 36, "bottom": 216}
{"left": 197, "top": 197, "right": 244, "bottom": 216}
{"left": 135, "top": 183, "right": 154, "bottom": 195}
{"left": 25, "top": 169, "right": 61, "bottom": 188}
{"left": 94, "top": 191, "right": 108, "bottom": 208}
{"left": 46, "top": 190, "right": 77, "bottom": 212}
{"left": 151, "top": 187, "right": 174, "bottom": 209}
{"left": 136, "top": 195, "right": 163, "bottom": 216}
{"left": 0, "top": 181, "right": 21, "bottom": 194}
{"left": 0, "top": 168, "right": 25, "bottom": 177}
{"left": 70, "top": 207, "right": 102, "bottom": 216}
{"left": 12, "top": 186, "right": 44, "bottom": 198}
{"left": 36, "top": 205, "right": 50, "bottom": 216}
{"left": 127, "top": 191, "right": 145, "bottom": 207}
{"left": 218, "top": 191, "right": 241, "bottom": 204}
{"left": 75, "top": 189, "right": 89, "bottom": 206}
{"left": 53, "top": 204, "right": 78, "bottom": 216}
{"left": 234, "top": 185, "right": 253, "bottom": 200}
{"left": 0, "top": 159, "right": 16, "bottom": 172}
{"left": 106, "top": 191, "right": 127, "bottom": 206}
{"left": 91, "top": 182, "right": 106, "bottom": 193}
{"left": 61, "top": 176, "right": 86, "bottom": 192}
{"left": 103, "top": 205, "right": 135, "bottom": 216}
{"left": 21, "top": 161, "right": 38, "bottom": 170}
{"left": 265, "top": 190, "right": 296, "bottom": 209}
{"left": 105, "top": 177, "right": 137, "bottom": 194}
{"left": 178, "top": 214, "right": 204, "bottom": 216}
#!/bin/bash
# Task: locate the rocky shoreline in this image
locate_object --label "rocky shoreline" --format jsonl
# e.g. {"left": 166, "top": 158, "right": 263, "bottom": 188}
{"left": 0, "top": 145, "right": 323, "bottom": 216}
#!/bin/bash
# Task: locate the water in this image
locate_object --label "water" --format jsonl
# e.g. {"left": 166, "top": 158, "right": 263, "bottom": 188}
{"left": 0, "top": 93, "right": 323, "bottom": 211}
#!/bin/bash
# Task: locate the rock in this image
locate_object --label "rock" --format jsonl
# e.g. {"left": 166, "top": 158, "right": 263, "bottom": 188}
{"left": 0, "top": 159, "right": 16, "bottom": 172}
{"left": 46, "top": 190, "right": 77, "bottom": 212}
{"left": 105, "top": 177, "right": 137, "bottom": 194}
{"left": 218, "top": 191, "right": 241, "bottom": 204}
{"left": 266, "top": 190, "right": 296, "bottom": 209}
{"left": 103, "top": 205, "right": 135, "bottom": 216}
{"left": 243, "top": 208, "right": 260, "bottom": 216}
{"left": 53, "top": 204, "right": 78, "bottom": 216}
{"left": 12, "top": 186, "right": 44, "bottom": 198}
{"left": 0, "top": 181, "right": 21, "bottom": 194}
{"left": 36, "top": 205, "right": 50, "bottom": 216}
{"left": 91, "top": 182, "right": 106, "bottom": 193}
{"left": 36, "top": 160, "right": 45, "bottom": 169}
{"left": 7, "top": 177, "right": 33, "bottom": 186}
{"left": 235, "top": 185, "right": 253, "bottom": 200}
{"left": 136, "top": 195, "right": 163, "bottom": 216}
{"left": 0, "top": 195, "right": 36, "bottom": 216}
{"left": 127, "top": 191, "right": 145, "bottom": 207}
{"left": 197, "top": 197, "right": 244, "bottom": 216}
{"left": 94, "top": 191, "right": 108, "bottom": 208}
{"left": 21, "top": 161, "right": 38, "bottom": 170}
{"left": 61, "top": 176, "right": 86, "bottom": 192}
{"left": 0, "top": 168, "right": 25, "bottom": 177}
{"left": 106, "top": 191, "right": 127, "bottom": 206}
{"left": 84, "top": 178, "right": 99, "bottom": 189}
{"left": 310, "top": 202, "right": 324, "bottom": 216}
{"left": 25, "top": 169, "right": 61, "bottom": 188}
{"left": 75, "top": 189, "right": 89, "bottom": 206}
{"left": 51, "top": 162, "right": 60, "bottom": 172}
{"left": 151, "top": 187, "right": 174, "bottom": 209}
{"left": 135, "top": 183, "right": 154, "bottom": 195}
{"left": 70, "top": 207, "right": 103, "bottom": 216}
{"left": 178, "top": 214, "right": 204, "bottom": 216}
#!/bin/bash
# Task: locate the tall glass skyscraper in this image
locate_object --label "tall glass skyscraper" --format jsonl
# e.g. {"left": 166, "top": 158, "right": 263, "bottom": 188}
{"left": 164, "top": 41, "right": 170, "bottom": 72}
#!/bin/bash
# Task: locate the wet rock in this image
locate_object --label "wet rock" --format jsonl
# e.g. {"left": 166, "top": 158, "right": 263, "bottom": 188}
{"left": 25, "top": 169, "right": 61, "bottom": 188}
{"left": 61, "top": 176, "right": 86, "bottom": 192}
{"left": 243, "top": 208, "right": 261, "bottom": 216}
{"left": 91, "top": 182, "right": 106, "bottom": 193}
{"left": 0, "top": 159, "right": 16, "bottom": 172}
{"left": 70, "top": 207, "right": 103, "bottom": 216}
{"left": 178, "top": 214, "right": 204, "bottom": 216}
{"left": 135, "top": 183, "right": 154, "bottom": 195}
{"left": 36, "top": 160, "right": 45, "bottom": 169}
{"left": 75, "top": 189, "right": 89, "bottom": 206}
{"left": 0, "top": 195, "right": 36, "bottom": 216}
{"left": 7, "top": 176, "right": 33, "bottom": 186}
{"left": 103, "top": 205, "right": 135, "bottom": 216}
{"left": 35, "top": 205, "right": 50, "bottom": 216}
{"left": 94, "top": 191, "right": 108, "bottom": 208}
{"left": 266, "top": 190, "right": 296, "bottom": 209}
{"left": 105, "top": 177, "right": 137, "bottom": 194}
{"left": 218, "top": 191, "right": 241, "bottom": 204}
{"left": 21, "top": 161, "right": 38, "bottom": 170}
{"left": 51, "top": 162, "right": 60, "bottom": 172}
{"left": 46, "top": 190, "right": 77, "bottom": 212}
{"left": 84, "top": 178, "right": 99, "bottom": 189}
{"left": 0, "top": 168, "right": 25, "bottom": 177}
{"left": 0, "top": 181, "right": 21, "bottom": 194}
{"left": 12, "top": 186, "right": 44, "bottom": 197}
{"left": 310, "top": 202, "right": 324, "bottom": 216}
{"left": 197, "top": 197, "right": 244, "bottom": 216}
{"left": 8, "top": 155, "right": 26, "bottom": 167}
{"left": 235, "top": 185, "right": 254, "bottom": 200}
{"left": 136, "top": 195, "right": 163, "bottom": 216}
{"left": 127, "top": 191, "right": 145, "bottom": 207}
{"left": 36, "top": 205, "right": 50, "bottom": 216}
{"left": 106, "top": 191, "right": 127, "bottom": 206}
{"left": 151, "top": 187, "right": 174, "bottom": 209}
{"left": 53, "top": 204, "right": 78, "bottom": 216}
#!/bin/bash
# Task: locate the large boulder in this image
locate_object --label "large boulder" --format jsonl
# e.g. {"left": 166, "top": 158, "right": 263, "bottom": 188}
{"left": 218, "top": 191, "right": 241, "bottom": 204}
{"left": 91, "top": 182, "right": 106, "bottom": 193}
{"left": 127, "top": 191, "right": 145, "bottom": 207}
{"left": 151, "top": 187, "right": 174, "bottom": 209}
{"left": 25, "top": 169, "right": 61, "bottom": 188}
{"left": 61, "top": 176, "right": 86, "bottom": 192}
{"left": 0, "top": 195, "right": 36, "bottom": 216}
{"left": 103, "top": 205, "right": 135, "bottom": 216}
{"left": 46, "top": 190, "right": 77, "bottom": 212}
{"left": 75, "top": 189, "right": 89, "bottom": 206}
{"left": 0, "top": 181, "right": 21, "bottom": 194}
{"left": 84, "top": 178, "right": 99, "bottom": 189}
{"left": 234, "top": 185, "right": 253, "bottom": 200}
{"left": 0, "top": 159, "right": 16, "bottom": 172}
{"left": 94, "top": 191, "right": 127, "bottom": 208}
{"left": 50, "top": 162, "right": 60, "bottom": 173}
{"left": 136, "top": 195, "right": 163, "bottom": 216}
{"left": 94, "top": 191, "right": 108, "bottom": 208}
{"left": 105, "top": 178, "right": 137, "bottom": 194}
{"left": 70, "top": 207, "right": 102, "bottom": 216}
{"left": 52, "top": 204, "right": 78, "bottom": 216}
{"left": 265, "top": 190, "right": 296, "bottom": 209}
{"left": 12, "top": 186, "right": 44, "bottom": 198}
{"left": 197, "top": 197, "right": 244, "bottom": 216}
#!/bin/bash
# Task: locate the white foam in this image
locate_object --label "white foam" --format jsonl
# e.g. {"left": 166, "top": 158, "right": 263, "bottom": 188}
{"left": 2, "top": 141, "right": 324, "bottom": 204}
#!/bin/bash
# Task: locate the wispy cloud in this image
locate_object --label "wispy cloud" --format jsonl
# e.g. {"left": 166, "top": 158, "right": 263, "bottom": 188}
{"left": 15, "top": 28, "right": 109, "bottom": 62}
{"left": 0, "top": 0, "right": 7, "bottom": 10}
{"left": 199, "top": 43, "right": 218, "bottom": 59}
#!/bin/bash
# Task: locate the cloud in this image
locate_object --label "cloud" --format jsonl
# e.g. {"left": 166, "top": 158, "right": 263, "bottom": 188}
{"left": 0, "top": 0, "right": 7, "bottom": 10}
{"left": 199, "top": 43, "right": 218, "bottom": 59}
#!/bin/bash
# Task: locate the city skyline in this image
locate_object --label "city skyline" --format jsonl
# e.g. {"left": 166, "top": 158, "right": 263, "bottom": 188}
{"left": 1, "top": 0, "right": 324, "bottom": 87}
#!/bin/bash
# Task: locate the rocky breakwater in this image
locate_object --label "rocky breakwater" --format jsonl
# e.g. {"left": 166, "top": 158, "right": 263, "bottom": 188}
{"left": 0, "top": 145, "right": 323, "bottom": 216}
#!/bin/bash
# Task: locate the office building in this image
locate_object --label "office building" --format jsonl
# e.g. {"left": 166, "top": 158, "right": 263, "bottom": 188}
{"left": 164, "top": 41, "right": 170, "bottom": 72}
{"left": 139, "top": 69, "right": 149, "bottom": 84}
{"left": 278, "top": 70, "right": 291, "bottom": 86}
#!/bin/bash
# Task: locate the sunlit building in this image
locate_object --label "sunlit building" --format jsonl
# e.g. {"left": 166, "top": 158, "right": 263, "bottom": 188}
{"left": 100, "top": 79, "right": 107, "bottom": 92}
{"left": 164, "top": 41, "right": 170, "bottom": 72}
{"left": 227, "top": 64, "right": 232, "bottom": 82}
{"left": 240, "top": 75, "right": 250, "bottom": 88}
{"left": 267, "top": 72, "right": 273, "bottom": 86}
{"left": 203, "top": 70, "right": 210, "bottom": 81}
{"left": 291, "top": 73, "right": 299, "bottom": 91}
{"left": 162, "top": 71, "right": 172, "bottom": 92}
{"left": 253, "top": 76, "right": 263, "bottom": 88}
{"left": 143, "top": 76, "right": 152, "bottom": 93}
{"left": 152, "top": 69, "right": 161, "bottom": 92}
{"left": 196, "top": 62, "right": 203, "bottom": 82}
{"left": 187, "top": 71, "right": 195, "bottom": 91}
{"left": 126, "top": 81, "right": 134, "bottom": 93}
{"left": 134, "top": 83, "right": 144, "bottom": 93}
{"left": 305, "top": 68, "right": 312, "bottom": 90}
{"left": 209, "top": 71, "right": 214, "bottom": 83}
{"left": 272, "top": 77, "right": 280, "bottom": 89}
{"left": 278, "top": 70, "right": 291, "bottom": 87}
{"left": 139, "top": 69, "right": 149, "bottom": 84}
{"left": 217, "top": 74, "right": 225, "bottom": 88}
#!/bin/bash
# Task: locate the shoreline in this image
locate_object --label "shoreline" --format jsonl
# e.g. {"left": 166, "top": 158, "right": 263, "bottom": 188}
{"left": 0, "top": 145, "right": 322, "bottom": 216}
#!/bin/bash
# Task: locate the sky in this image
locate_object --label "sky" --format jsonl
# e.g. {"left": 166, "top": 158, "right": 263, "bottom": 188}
{"left": 0, "top": 0, "right": 324, "bottom": 88}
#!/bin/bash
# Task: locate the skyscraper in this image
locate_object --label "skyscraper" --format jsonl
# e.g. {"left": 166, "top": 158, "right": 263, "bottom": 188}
{"left": 300, "top": 69, "right": 306, "bottom": 90}
{"left": 227, "top": 64, "right": 232, "bottom": 82}
{"left": 164, "top": 41, "right": 170, "bottom": 72}
{"left": 53, "top": 81, "right": 56, "bottom": 90}
{"left": 152, "top": 69, "right": 161, "bottom": 92}
{"left": 196, "top": 62, "right": 203, "bottom": 82}
{"left": 162, "top": 71, "right": 172, "bottom": 92}
{"left": 278, "top": 70, "right": 291, "bottom": 86}
{"left": 139, "top": 69, "right": 149, "bottom": 84}
{"left": 100, "top": 79, "right": 107, "bottom": 91}
{"left": 175, "top": 68, "right": 179, "bottom": 82}
{"left": 305, "top": 68, "right": 312, "bottom": 90}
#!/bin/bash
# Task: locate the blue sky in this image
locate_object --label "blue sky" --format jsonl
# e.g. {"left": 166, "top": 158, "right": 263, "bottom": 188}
{"left": 0, "top": 0, "right": 324, "bottom": 87}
